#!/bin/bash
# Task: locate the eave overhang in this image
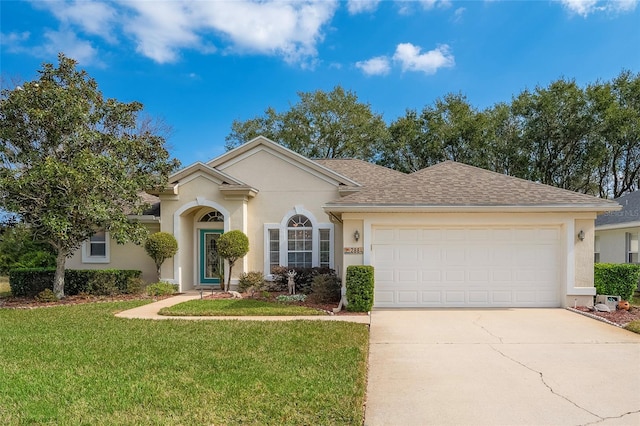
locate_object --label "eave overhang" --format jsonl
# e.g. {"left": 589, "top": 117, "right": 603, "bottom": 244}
{"left": 595, "top": 220, "right": 640, "bottom": 231}
{"left": 323, "top": 203, "right": 623, "bottom": 214}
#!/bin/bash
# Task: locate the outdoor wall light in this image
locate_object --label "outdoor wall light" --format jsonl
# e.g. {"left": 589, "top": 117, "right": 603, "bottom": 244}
{"left": 354, "top": 230, "right": 360, "bottom": 242}
{"left": 577, "top": 230, "right": 585, "bottom": 241}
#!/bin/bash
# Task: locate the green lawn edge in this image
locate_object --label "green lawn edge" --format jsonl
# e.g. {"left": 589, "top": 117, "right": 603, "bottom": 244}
{"left": 159, "top": 298, "right": 327, "bottom": 316}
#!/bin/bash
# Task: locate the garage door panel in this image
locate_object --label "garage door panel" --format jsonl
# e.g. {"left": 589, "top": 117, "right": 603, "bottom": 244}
{"left": 372, "top": 225, "right": 562, "bottom": 308}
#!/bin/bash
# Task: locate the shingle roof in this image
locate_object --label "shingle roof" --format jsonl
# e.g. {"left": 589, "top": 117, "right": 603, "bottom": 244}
{"left": 325, "top": 161, "right": 620, "bottom": 210}
{"left": 595, "top": 190, "right": 640, "bottom": 226}
{"left": 140, "top": 192, "right": 160, "bottom": 216}
{"left": 313, "top": 158, "right": 406, "bottom": 188}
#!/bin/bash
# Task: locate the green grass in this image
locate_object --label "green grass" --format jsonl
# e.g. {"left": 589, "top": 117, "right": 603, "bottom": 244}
{"left": 159, "top": 298, "right": 327, "bottom": 316}
{"left": 0, "top": 276, "right": 10, "bottom": 297}
{"left": 0, "top": 301, "right": 369, "bottom": 425}
{"left": 625, "top": 319, "right": 640, "bottom": 334}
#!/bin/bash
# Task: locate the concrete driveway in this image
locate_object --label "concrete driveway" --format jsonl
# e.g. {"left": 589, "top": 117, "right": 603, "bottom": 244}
{"left": 365, "top": 309, "right": 640, "bottom": 426}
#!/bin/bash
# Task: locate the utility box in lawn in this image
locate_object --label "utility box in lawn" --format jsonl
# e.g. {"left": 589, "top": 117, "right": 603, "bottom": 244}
{"left": 595, "top": 295, "right": 621, "bottom": 311}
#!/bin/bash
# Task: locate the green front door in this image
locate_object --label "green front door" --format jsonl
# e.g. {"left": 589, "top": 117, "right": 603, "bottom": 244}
{"left": 200, "top": 229, "right": 223, "bottom": 284}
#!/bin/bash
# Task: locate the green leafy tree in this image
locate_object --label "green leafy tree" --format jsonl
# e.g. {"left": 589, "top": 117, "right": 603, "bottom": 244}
{"left": 587, "top": 70, "right": 640, "bottom": 198}
{"left": 216, "top": 230, "right": 249, "bottom": 292}
{"left": 144, "top": 232, "right": 178, "bottom": 280}
{"left": 0, "top": 54, "right": 180, "bottom": 298}
{"left": 226, "top": 86, "right": 389, "bottom": 162}
{"left": 0, "top": 222, "right": 56, "bottom": 275}
{"left": 381, "top": 93, "right": 485, "bottom": 172}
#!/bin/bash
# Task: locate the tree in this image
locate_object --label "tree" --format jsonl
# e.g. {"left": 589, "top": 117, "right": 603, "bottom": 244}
{"left": 226, "top": 86, "right": 389, "bottom": 162}
{"left": 144, "top": 232, "right": 178, "bottom": 280}
{"left": 380, "top": 93, "right": 486, "bottom": 172}
{"left": 0, "top": 222, "right": 56, "bottom": 275}
{"left": 0, "top": 54, "right": 180, "bottom": 298}
{"left": 587, "top": 70, "right": 640, "bottom": 198}
{"left": 216, "top": 230, "right": 249, "bottom": 292}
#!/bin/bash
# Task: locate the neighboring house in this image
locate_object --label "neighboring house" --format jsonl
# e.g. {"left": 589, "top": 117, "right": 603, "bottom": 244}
{"left": 595, "top": 190, "right": 640, "bottom": 274}
{"left": 67, "top": 136, "right": 620, "bottom": 308}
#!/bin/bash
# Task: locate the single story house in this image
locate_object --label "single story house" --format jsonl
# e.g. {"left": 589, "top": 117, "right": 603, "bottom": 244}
{"left": 595, "top": 190, "right": 640, "bottom": 270}
{"left": 67, "top": 136, "right": 620, "bottom": 308}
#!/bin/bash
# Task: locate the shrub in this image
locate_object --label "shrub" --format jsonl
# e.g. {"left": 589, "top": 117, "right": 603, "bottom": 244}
{"left": 35, "top": 288, "right": 58, "bottom": 302}
{"left": 276, "top": 294, "right": 307, "bottom": 303}
{"left": 238, "top": 271, "right": 265, "bottom": 294}
{"left": 88, "top": 273, "right": 119, "bottom": 296}
{"left": 126, "top": 277, "right": 146, "bottom": 295}
{"left": 9, "top": 268, "right": 55, "bottom": 297}
{"left": 309, "top": 274, "right": 341, "bottom": 304}
{"left": 270, "top": 266, "right": 336, "bottom": 295}
{"left": 594, "top": 263, "right": 640, "bottom": 301}
{"left": 9, "top": 268, "right": 141, "bottom": 297}
{"left": 147, "top": 282, "right": 178, "bottom": 296}
{"left": 345, "top": 265, "right": 374, "bottom": 312}
{"left": 144, "top": 232, "right": 178, "bottom": 279}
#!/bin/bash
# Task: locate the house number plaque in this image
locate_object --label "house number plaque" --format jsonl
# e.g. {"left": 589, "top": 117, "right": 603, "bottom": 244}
{"left": 344, "top": 247, "right": 363, "bottom": 254}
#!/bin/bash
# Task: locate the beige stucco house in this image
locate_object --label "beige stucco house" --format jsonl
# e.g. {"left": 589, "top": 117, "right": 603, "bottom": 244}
{"left": 67, "top": 136, "right": 620, "bottom": 308}
{"left": 595, "top": 190, "right": 640, "bottom": 280}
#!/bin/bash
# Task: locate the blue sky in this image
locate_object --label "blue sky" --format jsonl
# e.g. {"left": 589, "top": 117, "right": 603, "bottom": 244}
{"left": 1, "top": 0, "right": 639, "bottom": 167}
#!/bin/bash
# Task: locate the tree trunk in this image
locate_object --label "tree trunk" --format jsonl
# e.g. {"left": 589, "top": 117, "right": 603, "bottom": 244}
{"left": 225, "top": 260, "right": 234, "bottom": 292}
{"left": 54, "top": 251, "right": 66, "bottom": 299}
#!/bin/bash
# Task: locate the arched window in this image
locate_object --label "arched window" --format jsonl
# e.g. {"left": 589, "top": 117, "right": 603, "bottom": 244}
{"left": 199, "top": 211, "right": 224, "bottom": 222}
{"left": 265, "top": 209, "right": 333, "bottom": 273}
{"left": 287, "top": 215, "right": 313, "bottom": 267}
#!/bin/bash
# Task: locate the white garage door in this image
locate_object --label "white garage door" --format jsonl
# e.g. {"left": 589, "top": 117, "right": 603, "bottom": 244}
{"left": 372, "top": 226, "right": 562, "bottom": 308}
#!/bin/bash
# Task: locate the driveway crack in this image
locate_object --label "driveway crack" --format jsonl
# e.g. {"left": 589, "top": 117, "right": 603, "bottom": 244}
{"left": 580, "top": 409, "right": 640, "bottom": 425}
{"left": 473, "top": 316, "right": 504, "bottom": 343}
{"left": 488, "top": 344, "right": 603, "bottom": 422}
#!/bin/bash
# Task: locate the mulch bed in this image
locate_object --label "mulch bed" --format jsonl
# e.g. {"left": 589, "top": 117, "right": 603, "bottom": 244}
{"left": 571, "top": 305, "right": 640, "bottom": 327}
{"left": 0, "top": 293, "right": 174, "bottom": 309}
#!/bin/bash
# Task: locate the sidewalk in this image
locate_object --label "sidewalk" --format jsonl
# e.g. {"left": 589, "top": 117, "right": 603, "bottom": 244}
{"left": 115, "top": 291, "right": 371, "bottom": 324}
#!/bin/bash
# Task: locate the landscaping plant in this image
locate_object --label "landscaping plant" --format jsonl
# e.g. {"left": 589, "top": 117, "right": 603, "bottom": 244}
{"left": 216, "top": 230, "right": 249, "bottom": 292}
{"left": 144, "top": 232, "right": 178, "bottom": 280}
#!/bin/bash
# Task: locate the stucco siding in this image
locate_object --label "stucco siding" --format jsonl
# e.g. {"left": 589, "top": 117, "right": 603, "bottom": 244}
{"left": 596, "top": 226, "right": 640, "bottom": 263}
{"left": 66, "top": 222, "right": 159, "bottom": 284}
{"left": 574, "top": 218, "right": 595, "bottom": 288}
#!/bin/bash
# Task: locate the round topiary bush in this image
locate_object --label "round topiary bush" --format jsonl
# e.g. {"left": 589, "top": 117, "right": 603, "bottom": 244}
{"left": 144, "top": 232, "right": 178, "bottom": 279}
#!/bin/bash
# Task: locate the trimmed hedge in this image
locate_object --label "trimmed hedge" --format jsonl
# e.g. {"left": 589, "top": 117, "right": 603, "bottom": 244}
{"left": 594, "top": 263, "right": 640, "bottom": 301}
{"left": 345, "top": 265, "right": 374, "bottom": 312}
{"left": 9, "top": 268, "right": 142, "bottom": 297}
{"left": 269, "top": 266, "right": 336, "bottom": 294}
{"left": 8, "top": 268, "right": 55, "bottom": 297}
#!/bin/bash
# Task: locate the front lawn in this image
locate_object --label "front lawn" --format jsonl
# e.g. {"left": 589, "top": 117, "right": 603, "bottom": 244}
{"left": 0, "top": 301, "right": 369, "bottom": 425}
{"left": 159, "top": 298, "right": 327, "bottom": 316}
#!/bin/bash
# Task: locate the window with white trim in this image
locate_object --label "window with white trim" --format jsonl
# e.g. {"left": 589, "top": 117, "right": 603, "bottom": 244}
{"left": 287, "top": 215, "right": 313, "bottom": 268}
{"left": 82, "top": 231, "right": 110, "bottom": 263}
{"left": 626, "top": 232, "right": 638, "bottom": 263}
{"left": 268, "top": 228, "right": 280, "bottom": 272}
{"left": 264, "top": 209, "right": 333, "bottom": 274}
{"left": 594, "top": 235, "right": 600, "bottom": 263}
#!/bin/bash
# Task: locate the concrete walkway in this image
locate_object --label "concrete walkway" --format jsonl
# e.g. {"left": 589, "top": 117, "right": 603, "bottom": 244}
{"left": 115, "top": 291, "right": 370, "bottom": 323}
{"left": 365, "top": 309, "right": 640, "bottom": 426}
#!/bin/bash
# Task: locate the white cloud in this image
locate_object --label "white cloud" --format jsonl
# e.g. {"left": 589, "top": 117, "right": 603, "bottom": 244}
{"left": 396, "top": 0, "right": 451, "bottom": 14}
{"left": 41, "top": 29, "right": 101, "bottom": 66}
{"left": 453, "top": 7, "right": 466, "bottom": 22}
{"left": 355, "top": 56, "right": 391, "bottom": 76}
{"left": 0, "top": 31, "right": 31, "bottom": 52}
{"left": 119, "top": 0, "right": 337, "bottom": 65}
{"left": 393, "top": 43, "right": 454, "bottom": 74}
{"left": 121, "top": 1, "right": 203, "bottom": 63}
{"left": 347, "top": 0, "right": 381, "bottom": 14}
{"left": 38, "top": 0, "right": 118, "bottom": 42}
{"left": 559, "top": 0, "right": 638, "bottom": 16}
{"left": 21, "top": 0, "right": 338, "bottom": 67}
